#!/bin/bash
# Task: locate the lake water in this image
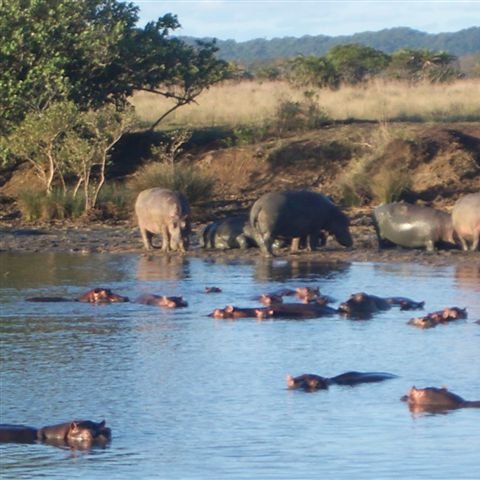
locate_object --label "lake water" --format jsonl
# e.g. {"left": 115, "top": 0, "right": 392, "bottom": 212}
{"left": 0, "top": 253, "right": 479, "bottom": 479}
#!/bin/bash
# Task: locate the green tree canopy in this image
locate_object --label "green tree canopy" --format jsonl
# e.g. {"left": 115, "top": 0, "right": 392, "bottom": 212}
{"left": 327, "top": 44, "right": 391, "bottom": 84}
{"left": 0, "top": 0, "right": 230, "bottom": 133}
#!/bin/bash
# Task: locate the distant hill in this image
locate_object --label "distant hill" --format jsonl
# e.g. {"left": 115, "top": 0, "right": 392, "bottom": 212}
{"left": 182, "top": 27, "right": 480, "bottom": 64}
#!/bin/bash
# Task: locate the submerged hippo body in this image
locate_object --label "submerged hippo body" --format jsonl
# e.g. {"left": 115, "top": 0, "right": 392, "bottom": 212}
{"left": 287, "top": 371, "right": 397, "bottom": 392}
{"left": 200, "top": 215, "right": 256, "bottom": 250}
{"left": 401, "top": 386, "right": 480, "bottom": 413}
{"left": 0, "top": 425, "right": 38, "bottom": 443}
{"left": 135, "top": 188, "right": 191, "bottom": 252}
{"left": 408, "top": 306, "right": 467, "bottom": 329}
{"left": 249, "top": 190, "right": 353, "bottom": 256}
{"left": 452, "top": 192, "right": 480, "bottom": 251}
{"left": 373, "top": 202, "right": 455, "bottom": 251}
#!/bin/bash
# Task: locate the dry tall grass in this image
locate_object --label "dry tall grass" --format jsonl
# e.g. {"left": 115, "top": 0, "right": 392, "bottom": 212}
{"left": 131, "top": 79, "right": 480, "bottom": 129}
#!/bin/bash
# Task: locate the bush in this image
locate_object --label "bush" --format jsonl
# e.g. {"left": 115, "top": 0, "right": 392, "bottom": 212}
{"left": 274, "top": 99, "right": 330, "bottom": 134}
{"left": 127, "top": 162, "right": 214, "bottom": 205}
{"left": 17, "top": 190, "right": 84, "bottom": 221}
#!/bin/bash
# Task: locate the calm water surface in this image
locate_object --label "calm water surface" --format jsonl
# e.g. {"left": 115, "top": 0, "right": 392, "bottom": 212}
{"left": 0, "top": 253, "right": 479, "bottom": 479}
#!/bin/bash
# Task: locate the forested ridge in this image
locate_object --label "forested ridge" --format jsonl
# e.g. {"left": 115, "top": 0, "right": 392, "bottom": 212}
{"left": 182, "top": 27, "right": 480, "bottom": 64}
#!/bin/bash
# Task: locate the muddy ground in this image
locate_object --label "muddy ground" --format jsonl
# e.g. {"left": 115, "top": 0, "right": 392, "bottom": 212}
{"left": 0, "top": 121, "right": 478, "bottom": 266}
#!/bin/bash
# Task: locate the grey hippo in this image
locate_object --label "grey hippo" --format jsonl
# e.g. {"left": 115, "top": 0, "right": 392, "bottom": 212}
{"left": 249, "top": 190, "right": 353, "bottom": 257}
{"left": 135, "top": 188, "right": 191, "bottom": 252}
{"left": 373, "top": 202, "right": 455, "bottom": 251}
{"left": 452, "top": 192, "right": 480, "bottom": 251}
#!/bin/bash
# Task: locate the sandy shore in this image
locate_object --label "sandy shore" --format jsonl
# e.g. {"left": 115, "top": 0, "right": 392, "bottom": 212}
{"left": 1, "top": 221, "right": 478, "bottom": 268}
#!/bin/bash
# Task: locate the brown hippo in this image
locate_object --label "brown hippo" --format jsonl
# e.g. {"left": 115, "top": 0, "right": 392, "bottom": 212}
{"left": 401, "top": 386, "right": 480, "bottom": 413}
{"left": 259, "top": 293, "right": 283, "bottom": 306}
{"left": 37, "top": 420, "right": 111, "bottom": 447}
{"left": 26, "top": 288, "right": 129, "bottom": 303}
{"left": 287, "top": 371, "right": 397, "bottom": 392}
{"left": 208, "top": 305, "right": 270, "bottom": 319}
{"left": 135, "top": 294, "right": 188, "bottom": 308}
{"left": 373, "top": 202, "right": 456, "bottom": 251}
{"left": 0, "top": 420, "right": 111, "bottom": 448}
{"left": 452, "top": 192, "right": 480, "bottom": 251}
{"left": 135, "top": 188, "right": 191, "bottom": 252}
{"left": 249, "top": 190, "right": 352, "bottom": 257}
{"left": 408, "top": 306, "right": 467, "bottom": 329}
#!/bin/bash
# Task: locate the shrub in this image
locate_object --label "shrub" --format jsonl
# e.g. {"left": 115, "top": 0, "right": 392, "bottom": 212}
{"left": 17, "top": 190, "right": 84, "bottom": 221}
{"left": 127, "top": 162, "right": 214, "bottom": 205}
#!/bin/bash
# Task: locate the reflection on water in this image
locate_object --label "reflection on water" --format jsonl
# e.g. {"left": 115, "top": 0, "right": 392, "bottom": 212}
{"left": 1, "top": 252, "right": 479, "bottom": 480}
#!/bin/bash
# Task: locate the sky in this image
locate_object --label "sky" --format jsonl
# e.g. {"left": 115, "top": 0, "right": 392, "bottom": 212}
{"left": 132, "top": 0, "right": 480, "bottom": 42}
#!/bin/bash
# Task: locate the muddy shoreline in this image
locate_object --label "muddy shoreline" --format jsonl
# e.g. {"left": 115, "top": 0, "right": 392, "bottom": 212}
{"left": 1, "top": 220, "right": 478, "bottom": 267}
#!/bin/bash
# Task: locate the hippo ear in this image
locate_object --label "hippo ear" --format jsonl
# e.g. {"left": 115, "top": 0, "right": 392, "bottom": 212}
{"left": 99, "top": 420, "right": 106, "bottom": 428}
{"left": 69, "top": 422, "right": 78, "bottom": 432}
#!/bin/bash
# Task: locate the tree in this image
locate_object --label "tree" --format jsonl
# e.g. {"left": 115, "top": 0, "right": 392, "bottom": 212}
{"left": 288, "top": 55, "right": 339, "bottom": 89}
{"left": 388, "top": 48, "right": 461, "bottom": 83}
{"left": 327, "top": 44, "right": 390, "bottom": 85}
{"left": 0, "top": 0, "right": 230, "bottom": 133}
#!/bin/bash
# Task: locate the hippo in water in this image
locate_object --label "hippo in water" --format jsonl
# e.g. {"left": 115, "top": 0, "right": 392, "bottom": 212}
{"left": 26, "top": 288, "right": 129, "bottom": 303}
{"left": 452, "top": 192, "right": 480, "bottom": 251}
{"left": 249, "top": 190, "right": 353, "bottom": 257}
{"left": 135, "top": 188, "right": 191, "bottom": 252}
{"left": 407, "top": 306, "right": 467, "bottom": 329}
{"left": 135, "top": 293, "right": 188, "bottom": 308}
{"left": 373, "top": 202, "right": 456, "bottom": 251}
{"left": 339, "top": 292, "right": 424, "bottom": 319}
{"left": 287, "top": 371, "right": 397, "bottom": 392}
{"left": 0, "top": 419, "right": 111, "bottom": 448}
{"left": 401, "top": 386, "right": 480, "bottom": 413}
{"left": 200, "top": 215, "right": 257, "bottom": 250}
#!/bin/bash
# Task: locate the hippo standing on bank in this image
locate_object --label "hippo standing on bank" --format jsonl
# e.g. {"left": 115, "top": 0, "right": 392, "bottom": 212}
{"left": 373, "top": 202, "right": 455, "bottom": 251}
{"left": 135, "top": 188, "right": 191, "bottom": 252}
{"left": 249, "top": 190, "right": 353, "bottom": 257}
{"left": 452, "top": 192, "right": 480, "bottom": 251}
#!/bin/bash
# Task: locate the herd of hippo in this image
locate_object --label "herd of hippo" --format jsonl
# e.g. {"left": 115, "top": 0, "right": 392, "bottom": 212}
{"left": 3, "top": 189, "right": 478, "bottom": 451}
{"left": 134, "top": 187, "right": 480, "bottom": 254}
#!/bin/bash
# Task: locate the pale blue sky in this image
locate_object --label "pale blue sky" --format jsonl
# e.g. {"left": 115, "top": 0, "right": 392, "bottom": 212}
{"left": 132, "top": 0, "right": 480, "bottom": 41}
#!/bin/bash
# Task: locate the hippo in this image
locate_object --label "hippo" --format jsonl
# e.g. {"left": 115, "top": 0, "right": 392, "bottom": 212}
{"left": 338, "top": 292, "right": 391, "bottom": 319}
{"left": 135, "top": 294, "right": 188, "bottom": 308}
{"left": 135, "top": 188, "right": 191, "bottom": 252}
{"left": 208, "top": 305, "right": 270, "bottom": 319}
{"left": 259, "top": 293, "right": 284, "bottom": 306}
{"left": 401, "top": 386, "right": 480, "bottom": 413}
{"left": 37, "top": 420, "right": 111, "bottom": 447}
{"left": 408, "top": 306, "right": 467, "bottom": 329}
{"left": 287, "top": 371, "right": 397, "bottom": 392}
{"left": 452, "top": 192, "right": 480, "bottom": 251}
{"left": 339, "top": 292, "right": 424, "bottom": 319}
{"left": 26, "top": 288, "right": 129, "bottom": 303}
{"left": 373, "top": 202, "right": 455, "bottom": 251}
{"left": 0, "top": 420, "right": 111, "bottom": 448}
{"left": 200, "top": 215, "right": 256, "bottom": 250}
{"left": 249, "top": 190, "right": 353, "bottom": 256}
{"left": 266, "top": 302, "right": 338, "bottom": 319}
{"left": 205, "top": 286, "right": 222, "bottom": 293}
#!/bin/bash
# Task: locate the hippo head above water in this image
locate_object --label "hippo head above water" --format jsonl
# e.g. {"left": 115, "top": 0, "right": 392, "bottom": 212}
{"left": 78, "top": 288, "right": 129, "bottom": 304}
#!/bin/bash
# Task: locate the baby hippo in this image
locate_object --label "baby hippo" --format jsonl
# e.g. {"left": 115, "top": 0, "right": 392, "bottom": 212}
{"left": 401, "top": 386, "right": 480, "bottom": 413}
{"left": 135, "top": 294, "right": 188, "bottom": 308}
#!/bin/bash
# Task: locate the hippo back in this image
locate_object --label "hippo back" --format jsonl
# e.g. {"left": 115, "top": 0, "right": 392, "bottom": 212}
{"left": 452, "top": 192, "right": 480, "bottom": 251}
